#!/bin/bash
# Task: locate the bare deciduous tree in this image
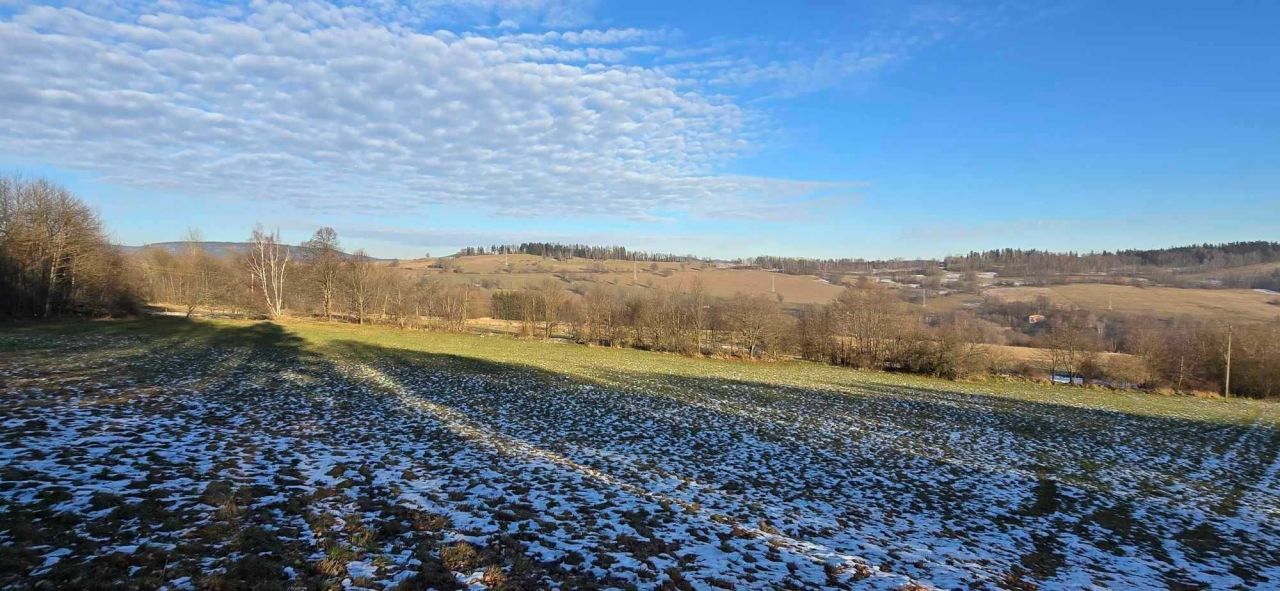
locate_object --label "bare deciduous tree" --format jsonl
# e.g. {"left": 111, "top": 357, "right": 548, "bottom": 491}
{"left": 1042, "top": 318, "right": 1096, "bottom": 385}
{"left": 724, "top": 293, "right": 785, "bottom": 358}
{"left": 302, "top": 227, "right": 342, "bottom": 320}
{"left": 345, "top": 249, "right": 375, "bottom": 324}
{"left": 246, "top": 225, "right": 290, "bottom": 318}
{"left": 0, "top": 175, "right": 138, "bottom": 318}
{"left": 530, "top": 278, "right": 567, "bottom": 338}
{"left": 829, "top": 282, "right": 903, "bottom": 368}
{"left": 178, "top": 229, "right": 216, "bottom": 318}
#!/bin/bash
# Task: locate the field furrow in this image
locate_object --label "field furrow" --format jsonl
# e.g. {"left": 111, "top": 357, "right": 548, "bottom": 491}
{"left": 1, "top": 319, "right": 1277, "bottom": 590}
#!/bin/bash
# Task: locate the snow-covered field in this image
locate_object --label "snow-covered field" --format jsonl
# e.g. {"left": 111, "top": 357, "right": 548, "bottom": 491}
{"left": 1, "top": 319, "right": 1278, "bottom": 590}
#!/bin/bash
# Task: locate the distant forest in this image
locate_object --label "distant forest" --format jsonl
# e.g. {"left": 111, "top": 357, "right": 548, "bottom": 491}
{"left": 456, "top": 243, "right": 701, "bottom": 262}
{"left": 462, "top": 241, "right": 1280, "bottom": 289}
{"left": 749, "top": 242, "right": 1280, "bottom": 286}
{"left": 943, "top": 241, "right": 1280, "bottom": 275}
{"left": 750, "top": 256, "right": 937, "bottom": 276}
{"left": 6, "top": 175, "right": 1279, "bottom": 397}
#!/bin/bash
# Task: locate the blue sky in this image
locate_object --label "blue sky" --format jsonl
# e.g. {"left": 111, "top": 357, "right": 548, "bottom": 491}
{"left": 1, "top": 1, "right": 1277, "bottom": 259}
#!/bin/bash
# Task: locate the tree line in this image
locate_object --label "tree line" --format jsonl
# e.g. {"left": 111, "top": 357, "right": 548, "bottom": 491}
{"left": 755, "top": 243, "right": 1280, "bottom": 279}
{"left": 944, "top": 242, "right": 1280, "bottom": 276}
{"left": 137, "top": 224, "right": 1280, "bottom": 398}
{"left": 749, "top": 255, "right": 935, "bottom": 276}
{"left": 132, "top": 223, "right": 1009, "bottom": 380}
{"left": 456, "top": 242, "right": 700, "bottom": 262}
{"left": 138, "top": 225, "right": 487, "bottom": 331}
{"left": 0, "top": 176, "right": 139, "bottom": 318}
{"left": 5, "top": 176, "right": 1277, "bottom": 397}
{"left": 487, "top": 275, "right": 1278, "bottom": 396}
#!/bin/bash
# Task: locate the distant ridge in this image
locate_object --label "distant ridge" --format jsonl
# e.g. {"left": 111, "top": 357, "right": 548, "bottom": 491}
{"left": 119, "top": 241, "right": 390, "bottom": 261}
{"left": 117, "top": 239, "right": 1280, "bottom": 271}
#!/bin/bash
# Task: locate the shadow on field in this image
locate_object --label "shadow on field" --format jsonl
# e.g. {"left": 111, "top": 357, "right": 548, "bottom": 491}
{"left": 0, "top": 316, "right": 318, "bottom": 387}
{"left": 315, "top": 336, "right": 1280, "bottom": 586}
{"left": 27, "top": 316, "right": 1270, "bottom": 501}
{"left": 13, "top": 316, "right": 1275, "bottom": 502}
{"left": 6, "top": 317, "right": 1275, "bottom": 587}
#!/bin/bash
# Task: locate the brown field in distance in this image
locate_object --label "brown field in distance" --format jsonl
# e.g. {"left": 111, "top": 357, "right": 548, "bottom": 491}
{"left": 1180, "top": 261, "right": 1280, "bottom": 280}
{"left": 382, "top": 255, "right": 1280, "bottom": 321}
{"left": 988, "top": 284, "right": 1280, "bottom": 324}
{"left": 387, "top": 256, "right": 846, "bottom": 304}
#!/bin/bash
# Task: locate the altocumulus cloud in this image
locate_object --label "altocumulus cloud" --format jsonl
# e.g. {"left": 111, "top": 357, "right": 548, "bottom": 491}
{"left": 0, "top": 1, "right": 846, "bottom": 219}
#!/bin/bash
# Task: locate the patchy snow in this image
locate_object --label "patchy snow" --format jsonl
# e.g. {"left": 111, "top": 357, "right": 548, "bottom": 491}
{"left": 0, "top": 329, "right": 1277, "bottom": 589}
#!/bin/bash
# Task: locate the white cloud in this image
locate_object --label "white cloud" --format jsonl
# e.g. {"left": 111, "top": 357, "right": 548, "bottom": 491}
{"left": 0, "top": 0, "right": 851, "bottom": 220}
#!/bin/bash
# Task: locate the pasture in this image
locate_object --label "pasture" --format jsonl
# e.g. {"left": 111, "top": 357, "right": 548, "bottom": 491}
{"left": 1, "top": 318, "right": 1277, "bottom": 589}
{"left": 393, "top": 256, "right": 846, "bottom": 305}
{"left": 395, "top": 255, "right": 1280, "bottom": 322}
{"left": 987, "top": 284, "right": 1280, "bottom": 324}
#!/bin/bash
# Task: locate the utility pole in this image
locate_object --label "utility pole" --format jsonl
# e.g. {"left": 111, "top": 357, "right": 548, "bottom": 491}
{"left": 1225, "top": 324, "right": 1233, "bottom": 398}
{"left": 632, "top": 261, "right": 638, "bottom": 286}
{"left": 770, "top": 274, "right": 776, "bottom": 293}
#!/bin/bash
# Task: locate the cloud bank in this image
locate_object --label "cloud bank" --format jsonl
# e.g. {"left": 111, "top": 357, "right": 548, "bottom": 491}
{"left": 0, "top": 1, "right": 852, "bottom": 220}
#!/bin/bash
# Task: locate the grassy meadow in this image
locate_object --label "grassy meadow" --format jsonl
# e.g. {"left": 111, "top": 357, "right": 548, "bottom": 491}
{"left": 987, "top": 284, "right": 1280, "bottom": 324}
{"left": 392, "top": 254, "right": 854, "bottom": 305}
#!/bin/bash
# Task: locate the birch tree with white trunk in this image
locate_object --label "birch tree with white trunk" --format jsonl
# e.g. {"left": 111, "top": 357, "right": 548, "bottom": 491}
{"left": 247, "top": 225, "right": 289, "bottom": 318}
